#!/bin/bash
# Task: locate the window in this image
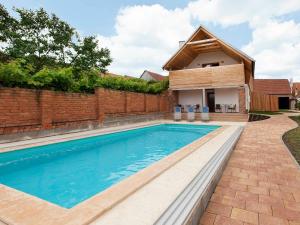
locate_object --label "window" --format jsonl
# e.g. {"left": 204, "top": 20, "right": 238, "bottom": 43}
{"left": 202, "top": 62, "right": 220, "bottom": 68}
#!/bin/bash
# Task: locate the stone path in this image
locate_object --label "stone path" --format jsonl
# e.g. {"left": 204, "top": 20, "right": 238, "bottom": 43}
{"left": 200, "top": 114, "right": 300, "bottom": 225}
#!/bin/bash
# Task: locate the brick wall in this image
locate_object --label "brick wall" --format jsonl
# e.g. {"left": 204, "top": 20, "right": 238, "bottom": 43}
{"left": 96, "top": 88, "right": 169, "bottom": 114}
{"left": 0, "top": 88, "right": 40, "bottom": 127}
{"left": 0, "top": 87, "right": 172, "bottom": 135}
{"left": 52, "top": 92, "right": 97, "bottom": 123}
{"left": 126, "top": 92, "right": 145, "bottom": 112}
{"left": 238, "top": 87, "right": 246, "bottom": 113}
{"left": 146, "top": 95, "right": 159, "bottom": 112}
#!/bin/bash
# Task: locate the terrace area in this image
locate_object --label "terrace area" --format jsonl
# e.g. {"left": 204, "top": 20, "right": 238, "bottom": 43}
{"left": 200, "top": 113, "right": 300, "bottom": 225}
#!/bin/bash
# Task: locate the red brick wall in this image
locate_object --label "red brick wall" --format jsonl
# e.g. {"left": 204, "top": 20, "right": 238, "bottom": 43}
{"left": 146, "top": 95, "right": 159, "bottom": 112}
{"left": 0, "top": 88, "right": 40, "bottom": 127}
{"left": 126, "top": 92, "right": 145, "bottom": 112}
{"left": 0, "top": 87, "right": 172, "bottom": 135}
{"left": 97, "top": 88, "right": 126, "bottom": 114}
{"left": 52, "top": 92, "right": 97, "bottom": 123}
{"left": 238, "top": 88, "right": 247, "bottom": 113}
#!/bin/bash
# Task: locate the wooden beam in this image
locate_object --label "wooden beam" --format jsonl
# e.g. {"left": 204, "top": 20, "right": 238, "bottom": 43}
{"left": 194, "top": 46, "right": 221, "bottom": 53}
{"left": 190, "top": 42, "right": 219, "bottom": 49}
{"left": 187, "top": 38, "right": 217, "bottom": 45}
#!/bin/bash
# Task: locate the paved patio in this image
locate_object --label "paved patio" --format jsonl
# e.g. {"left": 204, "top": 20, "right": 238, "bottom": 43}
{"left": 200, "top": 114, "right": 300, "bottom": 225}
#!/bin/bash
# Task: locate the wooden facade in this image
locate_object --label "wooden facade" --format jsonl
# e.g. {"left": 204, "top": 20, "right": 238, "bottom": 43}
{"left": 169, "top": 64, "right": 245, "bottom": 90}
{"left": 250, "top": 92, "right": 279, "bottom": 111}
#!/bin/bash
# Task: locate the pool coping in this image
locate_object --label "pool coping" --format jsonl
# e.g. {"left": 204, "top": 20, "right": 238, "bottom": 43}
{"left": 0, "top": 122, "right": 226, "bottom": 225}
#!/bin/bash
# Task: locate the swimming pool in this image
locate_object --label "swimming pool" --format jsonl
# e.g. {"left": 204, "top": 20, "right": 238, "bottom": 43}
{"left": 0, "top": 124, "right": 219, "bottom": 208}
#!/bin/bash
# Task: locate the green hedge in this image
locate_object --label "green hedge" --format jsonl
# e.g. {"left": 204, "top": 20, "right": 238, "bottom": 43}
{"left": 0, "top": 60, "right": 169, "bottom": 94}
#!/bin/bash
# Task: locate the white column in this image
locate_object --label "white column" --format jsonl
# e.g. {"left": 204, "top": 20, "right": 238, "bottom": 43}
{"left": 202, "top": 88, "right": 206, "bottom": 107}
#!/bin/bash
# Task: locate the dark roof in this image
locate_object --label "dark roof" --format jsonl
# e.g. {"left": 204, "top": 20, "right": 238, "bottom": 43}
{"left": 253, "top": 79, "right": 291, "bottom": 95}
{"left": 141, "top": 70, "right": 166, "bottom": 81}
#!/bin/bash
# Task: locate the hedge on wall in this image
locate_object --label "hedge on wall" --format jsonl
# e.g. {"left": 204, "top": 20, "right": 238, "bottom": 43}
{"left": 0, "top": 60, "right": 169, "bottom": 94}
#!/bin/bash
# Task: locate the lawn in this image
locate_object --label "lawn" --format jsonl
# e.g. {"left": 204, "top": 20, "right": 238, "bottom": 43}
{"left": 283, "top": 116, "right": 300, "bottom": 165}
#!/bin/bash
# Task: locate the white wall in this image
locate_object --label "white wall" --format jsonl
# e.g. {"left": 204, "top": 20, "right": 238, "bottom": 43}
{"left": 187, "top": 50, "right": 239, "bottom": 69}
{"left": 140, "top": 71, "right": 153, "bottom": 81}
{"left": 178, "top": 90, "right": 203, "bottom": 106}
{"left": 215, "top": 88, "right": 239, "bottom": 112}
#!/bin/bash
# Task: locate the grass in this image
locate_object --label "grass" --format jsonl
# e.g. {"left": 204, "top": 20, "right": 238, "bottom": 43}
{"left": 250, "top": 111, "right": 282, "bottom": 115}
{"left": 283, "top": 115, "right": 300, "bottom": 165}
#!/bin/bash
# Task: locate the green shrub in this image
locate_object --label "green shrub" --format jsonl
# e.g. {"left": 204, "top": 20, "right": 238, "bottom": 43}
{"left": 296, "top": 101, "right": 300, "bottom": 110}
{"left": 30, "top": 67, "right": 74, "bottom": 92}
{"left": 0, "top": 60, "right": 31, "bottom": 88}
{"left": 0, "top": 60, "right": 169, "bottom": 94}
{"left": 96, "top": 76, "right": 168, "bottom": 94}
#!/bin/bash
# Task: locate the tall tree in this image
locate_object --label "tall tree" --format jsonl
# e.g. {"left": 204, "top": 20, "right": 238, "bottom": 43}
{"left": 0, "top": 4, "right": 112, "bottom": 72}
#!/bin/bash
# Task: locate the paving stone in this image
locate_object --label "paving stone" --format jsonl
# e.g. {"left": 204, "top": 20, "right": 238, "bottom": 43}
{"left": 231, "top": 208, "right": 258, "bottom": 225}
{"left": 199, "top": 114, "right": 300, "bottom": 225}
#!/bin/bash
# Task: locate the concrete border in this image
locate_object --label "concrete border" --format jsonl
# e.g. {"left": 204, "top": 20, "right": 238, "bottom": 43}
{"left": 154, "top": 126, "right": 243, "bottom": 225}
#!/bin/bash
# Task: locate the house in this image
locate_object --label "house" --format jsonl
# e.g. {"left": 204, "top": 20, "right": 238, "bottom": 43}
{"left": 163, "top": 25, "right": 255, "bottom": 117}
{"left": 292, "top": 82, "right": 300, "bottom": 98}
{"left": 253, "top": 79, "right": 292, "bottom": 109}
{"left": 292, "top": 82, "right": 300, "bottom": 109}
{"left": 140, "top": 70, "right": 166, "bottom": 82}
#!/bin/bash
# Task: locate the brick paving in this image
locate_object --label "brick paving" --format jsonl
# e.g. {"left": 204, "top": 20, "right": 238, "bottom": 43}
{"left": 200, "top": 114, "right": 300, "bottom": 225}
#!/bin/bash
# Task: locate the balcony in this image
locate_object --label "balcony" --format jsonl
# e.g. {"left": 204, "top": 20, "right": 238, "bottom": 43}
{"left": 169, "top": 64, "right": 245, "bottom": 90}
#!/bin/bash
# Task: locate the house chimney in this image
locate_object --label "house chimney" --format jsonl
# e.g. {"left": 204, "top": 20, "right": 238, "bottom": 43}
{"left": 179, "top": 41, "right": 185, "bottom": 48}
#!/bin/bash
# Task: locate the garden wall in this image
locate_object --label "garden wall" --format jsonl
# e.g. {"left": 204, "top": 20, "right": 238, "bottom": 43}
{"left": 0, "top": 87, "right": 172, "bottom": 136}
{"left": 250, "top": 92, "right": 279, "bottom": 112}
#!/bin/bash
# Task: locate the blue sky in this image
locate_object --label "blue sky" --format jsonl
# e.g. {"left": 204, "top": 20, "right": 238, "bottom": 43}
{"left": 2, "top": 0, "right": 251, "bottom": 47}
{"left": 2, "top": 1, "right": 300, "bottom": 81}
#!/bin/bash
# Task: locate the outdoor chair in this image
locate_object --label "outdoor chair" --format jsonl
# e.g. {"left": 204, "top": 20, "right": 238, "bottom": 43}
{"left": 228, "top": 104, "right": 236, "bottom": 112}
{"left": 174, "top": 106, "right": 182, "bottom": 121}
{"left": 215, "top": 104, "right": 222, "bottom": 112}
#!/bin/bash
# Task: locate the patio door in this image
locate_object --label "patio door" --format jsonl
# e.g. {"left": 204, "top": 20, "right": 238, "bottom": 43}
{"left": 206, "top": 91, "right": 215, "bottom": 112}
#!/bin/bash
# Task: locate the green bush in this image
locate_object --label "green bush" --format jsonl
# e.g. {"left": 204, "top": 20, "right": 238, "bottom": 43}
{"left": 296, "top": 101, "right": 300, "bottom": 110}
{"left": 96, "top": 76, "right": 168, "bottom": 94}
{"left": 30, "top": 67, "right": 74, "bottom": 92}
{"left": 0, "top": 60, "right": 169, "bottom": 94}
{"left": 0, "top": 60, "right": 31, "bottom": 88}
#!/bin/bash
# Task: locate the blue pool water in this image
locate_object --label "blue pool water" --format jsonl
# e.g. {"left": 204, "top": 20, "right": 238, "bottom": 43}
{"left": 0, "top": 124, "right": 219, "bottom": 208}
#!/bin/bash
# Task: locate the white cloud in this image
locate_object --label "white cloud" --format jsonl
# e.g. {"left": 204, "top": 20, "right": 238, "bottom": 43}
{"left": 97, "top": 4, "right": 193, "bottom": 76}
{"left": 242, "top": 20, "right": 300, "bottom": 81}
{"left": 97, "top": 1, "right": 300, "bottom": 81}
{"left": 188, "top": 0, "right": 300, "bottom": 27}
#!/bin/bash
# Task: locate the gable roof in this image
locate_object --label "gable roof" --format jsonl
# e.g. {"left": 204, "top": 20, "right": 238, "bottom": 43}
{"left": 140, "top": 70, "right": 166, "bottom": 81}
{"left": 253, "top": 79, "right": 291, "bottom": 95}
{"left": 162, "top": 25, "right": 255, "bottom": 76}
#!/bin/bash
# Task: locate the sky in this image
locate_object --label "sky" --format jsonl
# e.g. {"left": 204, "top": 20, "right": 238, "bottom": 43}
{"left": 2, "top": 0, "right": 300, "bottom": 81}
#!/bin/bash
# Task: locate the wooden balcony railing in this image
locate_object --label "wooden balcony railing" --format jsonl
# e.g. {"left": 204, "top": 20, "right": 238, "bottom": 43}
{"left": 169, "top": 64, "right": 245, "bottom": 89}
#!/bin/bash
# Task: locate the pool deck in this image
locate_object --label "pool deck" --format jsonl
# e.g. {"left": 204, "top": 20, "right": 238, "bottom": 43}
{"left": 200, "top": 113, "right": 300, "bottom": 225}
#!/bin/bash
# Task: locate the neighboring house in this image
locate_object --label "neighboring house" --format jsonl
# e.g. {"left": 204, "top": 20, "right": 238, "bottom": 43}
{"left": 292, "top": 82, "right": 300, "bottom": 109}
{"left": 140, "top": 70, "right": 166, "bottom": 82}
{"left": 253, "top": 79, "right": 292, "bottom": 109}
{"left": 163, "top": 25, "right": 255, "bottom": 114}
{"left": 292, "top": 82, "right": 300, "bottom": 98}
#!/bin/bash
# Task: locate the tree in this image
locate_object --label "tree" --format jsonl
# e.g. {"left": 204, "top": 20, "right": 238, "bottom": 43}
{"left": 71, "top": 36, "right": 112, "bottom": 73}
{"left": 0, "top": 4, "right": 112, "bottom": 73}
